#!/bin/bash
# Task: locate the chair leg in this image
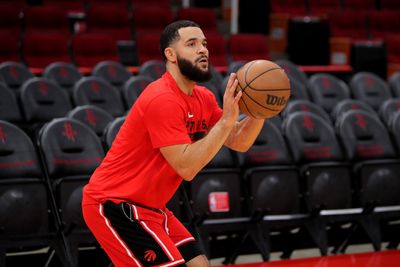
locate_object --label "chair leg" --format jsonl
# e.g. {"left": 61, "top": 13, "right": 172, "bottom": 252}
{"left": 0, "top": 248, "right": 5, "bottom": 267}
{"left": 223, "top": 231, "right": 249, "bottom": 265}
{"left": 305, "top": 219, "right": 328, "bottom": 256}
{"left": 359, "top": 215, "right": 381, "bottom": 251}
{"left": 249, "top": 224, "right": 270, "bottom": 261}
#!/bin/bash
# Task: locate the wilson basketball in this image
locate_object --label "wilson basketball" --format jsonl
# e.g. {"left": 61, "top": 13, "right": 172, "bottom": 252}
{"left": 236, "top": 60, "right": 291, "bottom": 119}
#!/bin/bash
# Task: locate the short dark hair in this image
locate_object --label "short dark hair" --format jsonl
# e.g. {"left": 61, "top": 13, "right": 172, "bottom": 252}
{"left": 160, "top": 20, "right": 200, "bottom": 61}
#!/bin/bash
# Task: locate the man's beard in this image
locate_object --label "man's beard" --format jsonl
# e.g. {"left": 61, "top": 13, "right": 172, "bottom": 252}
{"left": 177, "top": 55, "right": 212, "bottom": 83}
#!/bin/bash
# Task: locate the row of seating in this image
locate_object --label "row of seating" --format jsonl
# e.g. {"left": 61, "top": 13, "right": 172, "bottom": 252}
{"left": 270, "top": 0, "right": 400, "bottom": 16}
{"left": 2, "top": 102, "right": 400, "bottom": 264}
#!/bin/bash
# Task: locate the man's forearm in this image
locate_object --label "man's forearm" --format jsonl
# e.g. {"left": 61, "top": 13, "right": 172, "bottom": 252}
{"left": 224, "top": 116, "right": 265, "bottom": 152}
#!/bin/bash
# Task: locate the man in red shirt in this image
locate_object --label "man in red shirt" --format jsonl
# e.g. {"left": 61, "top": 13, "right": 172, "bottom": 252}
{"left": 82, "top": 20, "right": 265, "bottom": 267}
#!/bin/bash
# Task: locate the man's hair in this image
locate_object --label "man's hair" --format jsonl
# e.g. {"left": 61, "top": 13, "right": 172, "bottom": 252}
{"left": 160, "top": 20, "right": 200, "bottom": 61}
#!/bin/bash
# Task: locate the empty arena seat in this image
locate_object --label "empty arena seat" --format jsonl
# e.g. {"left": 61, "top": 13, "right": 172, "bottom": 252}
{"left": 336, "top": 110, "right": 400, "bottom": 207}
{"left": 389, "top": 72, "right": 400, "bottom": 97}
{"left": 0, "top": 33, "right": 20, "bottom": 63}
{"left": 0, "top": 4, "right": 22, "bottom": 39}
{"left": 0, "top": 120, "right": 68, "bottom": 264}
{"left": 138, "top": 60, "right": 166, "bottom": 81}
{"left": 0, "top": 82, "right": 23, "bottom": 123}
{"left": 289, "top": 77, "right": 310, "bottom": 100}
{"left": 342, "top": 0, "right": 376, "bottom": 10}
{"left": 37, "top": 117, "right": 105, "bottom": 265}
{"left": 307, "top": 73, "right": 351, "bottom": 113}
{"left": 331, "top": 99, "right": 378, "bottom": 122}
{"left": 378, "top": 98, "right": 400, "bottom": 126}
{"left": 86, "top": 4, "right": 132, "bottom": 42}
{"left": 204, "top": 33, "right": 228, "bottom": 67}
{"left": 0, "top": 62, "right": 34, "bottom": 91}
{"left": 309, "top": 0, "right": 341, "bottom": 17}
{"left": 92, "top": 61, "right": 132, "bottom": 91}
{"left": 67, "top": 105, "right": 114, "bottom": 137}
{"left": 122, "top": 75, "right": 153, "bottom": 108}
{"left": 283, "top": 111, "right": 357, "bottom": 255}
{"left": 388, "top": 111, "right": 400, "bottom": 152}
{"left": 136, "top": 34, "right": 164, "bottom": 65}
{"left": 42, "top": 0, "right": 85, "bottom": 14}
{"left": 380, "top": 0, "right": 400, "bottom": 10}
{"left": 328, "top": 10, "right": 369, "bottom": 40}
{"left": 281, "top": 100, "right": 331, "bottom": 122}
{"left": 228, "top": 34, "right": 270, "bottom": 62}
{"left": 22, "top": 5, "right": 70, "bottom": 36}
{"left": 132, "top": 6, "right": 173, "bottom": 36}
{"left": 226, "top": 61, "right": 247, "bottom": 74}
{"left": 22, "top": 32, "right": 70, "bottom": 68}
{"left": 269, "top": 0, "right": 307, "bottom": 16}
{"left": 73, "top": 76, "right": 125, "bottom": 117}
{"left": 175, "top": 7, "right": 219, "bottom": 34}
{"left": 368, "top": 11, "right": 400, "bottom": 39}
{"left": 276, "top": 59, "right": 309, "bottom": 85}
{"left": 71, "top": 33, "right": 119, "bottom": 68}
{"left": 43, "top": 62, "right": 83, "bottom": 92}
{"left": 20, "top": 77, "right": 72, "bottom": 126}
{"left": 349, "top": 72, "right": 393, "bottom": 111}
{"left": 102, "top": 116, "right": 126, "bottom": 150}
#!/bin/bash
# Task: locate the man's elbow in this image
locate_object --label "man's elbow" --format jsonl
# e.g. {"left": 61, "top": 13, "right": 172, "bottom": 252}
{"left": 176, "top": 167, "right": 197, "bottom": 181}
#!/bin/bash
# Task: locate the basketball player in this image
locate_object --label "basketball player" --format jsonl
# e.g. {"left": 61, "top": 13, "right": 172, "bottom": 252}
{"left": 82, "top": 20, "right": 265, "bottom": 267}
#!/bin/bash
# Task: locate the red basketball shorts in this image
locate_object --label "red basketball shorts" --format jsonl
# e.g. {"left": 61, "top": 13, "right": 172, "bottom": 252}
{"left": 82, "top": 200, "right": 203, "bottom": 267}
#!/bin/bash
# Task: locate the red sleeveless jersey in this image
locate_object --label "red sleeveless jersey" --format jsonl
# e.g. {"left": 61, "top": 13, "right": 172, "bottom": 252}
{"left": 83, "top": 72, "right": 222, "bottom": 208}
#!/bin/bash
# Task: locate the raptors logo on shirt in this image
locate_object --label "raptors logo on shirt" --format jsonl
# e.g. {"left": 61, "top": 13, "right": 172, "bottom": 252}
{"left": 144, "top": 249, "right": 157, "bottom": 262}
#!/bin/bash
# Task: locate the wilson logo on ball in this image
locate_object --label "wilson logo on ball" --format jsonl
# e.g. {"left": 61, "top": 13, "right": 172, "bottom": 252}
{"left": 266, "top": 95, "right": 287, "bottom": 106}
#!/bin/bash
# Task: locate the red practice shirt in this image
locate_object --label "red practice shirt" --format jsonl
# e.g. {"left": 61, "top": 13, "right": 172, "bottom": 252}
{"left": 83, "top": 72, "right": 223, "bottom": 208}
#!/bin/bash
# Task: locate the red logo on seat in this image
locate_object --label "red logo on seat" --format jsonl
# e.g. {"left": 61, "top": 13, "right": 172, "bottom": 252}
{"left": 0, "top": 127, "right": 7, "bottom": 143}
{"left": 107, "top": 65, "right": 117, "bottom": 77}
{"left": 303, "top": 115, "right": 314, "bottom": 130}
{"left": 85, "top": 110, "right": 97, "bottom": 126}
{"left": 62, "top": 122, "right": 77, "bottom": 142}
{"left": 144, "top": 250, "right": 157, "bottom": 262}
{"left": 355, "top": 114, "right": 367, "bottom": 129}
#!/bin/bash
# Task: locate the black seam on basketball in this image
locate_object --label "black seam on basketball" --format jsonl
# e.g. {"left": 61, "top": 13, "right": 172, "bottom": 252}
{"left": 243, "top": 61, "right": 257, "bottom": 87}
{"left": 246, "top": 87, "right": 290, "bottom": 92}
{"left": 244, "top": 66, "right": 282, "bottom": 91}
{"left": 239, "top": 97, "right": 257, "bottom": 118}
{"left": 242, "top": 89, "right": 281, "bottom": 112}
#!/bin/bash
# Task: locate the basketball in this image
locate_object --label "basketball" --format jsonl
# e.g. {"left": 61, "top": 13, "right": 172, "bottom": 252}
{"left": 235, "top": 60, "right": 291, "bottom": 119}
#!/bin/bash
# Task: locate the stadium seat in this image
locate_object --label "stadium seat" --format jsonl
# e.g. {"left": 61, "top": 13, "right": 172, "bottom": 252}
{"left": 0, "top": 61, "right": 34, "bottom": 91}
{"left": 43, "top": 62, "right": 83, "bottom": 93}
{"left": 281, "top": 100, "right": 331, "bottom": 123}
{"left": 289, "top": 77, "right": 310, "bottom": 100}
{"left": 307, "top": 73, "right": 351, "bottom": 113}
{"left": 0, "top": 82, "right": 23, "bottom": 123}
{"left": 331, "top": 99, "right": 379, "bottom": 122}
{"left": 22, "top": 6, "right": 70, "bottom": 36}
{"left": 131, "top": 6, "right": 173, "bottom": 37}
{"left": 368, "top": 11, "right": 400, "bottom": 39}
{"left": 226, "top": 121, "right": 303, "bottom": 262}
{"left": 130, "top": 0, "right": 170, "bottom": 9}
{"left": 0, "top": 120, "right": 70, "bottom": 266}
{"left": 73, "top": 76, "right": 125, "bottom": 117}
{"left": 205, "top": 33, "right": 228, "bottom": 67}
{"left": 86, "top": 4, "right": 132, "bottom": 42}
{"left": 308, "top": 0, "right": 341, "bottom": 17}
{"left": 226, "top": 61, "right": 247, "bottom": 74}
{"left": 389, "top": 72, "right": 400, "bottom": 97}
{"left": 138, "top": 60, "right": 166, "bottom": 81}
{"left": 67, "top": 105, "right": 114, "bottom": 137}
{"left": 342, "top": 0, "right": 376, "bottom": 11}
{"left": 336, "top": 110, "right": 400, "bottom": 250}
{"left": 380, "top": 0, "right": 400, "bottom": 10}
{"left": 189, "top": 146, "right": 247, "bottom": 258}
{"left": 71, "top": 33, "right": 119, "bottom": 68}
{"left": 20, "top": 77, "right": 72, "bottom": 135}
{"left": 283, "top": 111, "right": 363, "bottom": 255}
{"left": 386, "top": 34, "right": 400, "bottom": 66}
{"left": 135, "top": 34, "right": 164, "bottom": 65}
{"left": 102, "top": 116, "right": 126, "bottom": 150}
{"left": 42, "top": 0, "right": 85, "bottom": 14}
{"left": 92, "top": 61, "right": 132, "bottom": 91}
{"left": 269, "top": 0, "right": 307, "bottom": 16}
{"left": 0, "top": 4, "right": 22, "bottom": 39}
{"left": 275, "top": 59, "right": 309, "bottom": 86}
{"left": 349, "top": 72, "right": 393, "bottom": 111}
{"left": 175, "top": 7, "right": 219, "bottom": 34}
{"left": 228, "top": 34, "right": 270, "bottom": 62}
{"left": 388, "top": 111, "right": 400, "bottom": 152}
{"left": 378, "top": 98, "right": 400, "bottom": 127}
{"left": 22, "top": 32, "right": 70, "bottom": 68}
{"left": 0, "top": 33, "right": 20, "bottom": 63}
{"left": 328, "top": 10, "right": 369, "bottom": 40}
{"left": 122, "top": 75, "right": 153, "bottom": 108}
{"left": 37, "top": 117, "right": 105, "bottom": 267}
{"left": 86, "top": 0, "right": 128, "bottom": 9}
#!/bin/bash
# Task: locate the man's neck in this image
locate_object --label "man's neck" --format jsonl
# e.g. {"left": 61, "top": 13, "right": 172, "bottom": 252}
{"left": 167, "top": 65, "right": 196, "bottom": 96}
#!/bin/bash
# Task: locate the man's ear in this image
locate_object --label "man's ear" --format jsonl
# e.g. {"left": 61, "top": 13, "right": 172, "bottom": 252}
{"left": 165, "top": 47, "right": 176, "bottom": 63}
